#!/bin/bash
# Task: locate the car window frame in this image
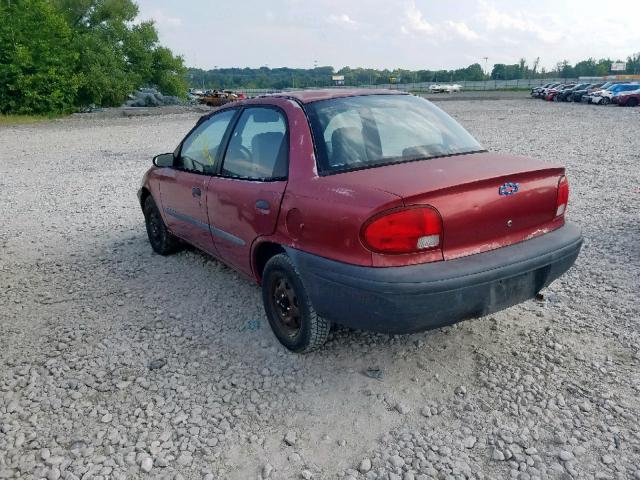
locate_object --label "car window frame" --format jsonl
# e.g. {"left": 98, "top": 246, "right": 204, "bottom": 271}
{"left": 216, "top": 104, "right": 290, "bottom": 183}
{"left": 174, "top": 107, "right": 241, "bottom": 176}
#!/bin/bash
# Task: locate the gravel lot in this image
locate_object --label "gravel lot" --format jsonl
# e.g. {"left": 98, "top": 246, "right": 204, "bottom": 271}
{"left": 1, "top": 97, "right": 639, "bottom": 480}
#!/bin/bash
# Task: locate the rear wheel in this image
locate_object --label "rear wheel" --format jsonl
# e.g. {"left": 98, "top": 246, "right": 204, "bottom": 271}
{"left": 143, "top": 196, "right": 180, "bottom": 255}
{"left": 627, "top": 97, "right": 638, "bottom": 107}
{"left": 601, "top": 97, "right": 610, "bottom": 105}
{"left": 262, "top": 254, "right": 331, "bottom": 353}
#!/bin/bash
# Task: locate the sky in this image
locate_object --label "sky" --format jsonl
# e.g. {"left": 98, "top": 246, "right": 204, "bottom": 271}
{"left": 135, "top": 0, "right": 639, "bottom": 72}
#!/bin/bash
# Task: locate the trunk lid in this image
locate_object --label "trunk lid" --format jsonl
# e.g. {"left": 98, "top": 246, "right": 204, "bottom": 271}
{"left": 338, "top": 152, "right": 565, "bottom": 260}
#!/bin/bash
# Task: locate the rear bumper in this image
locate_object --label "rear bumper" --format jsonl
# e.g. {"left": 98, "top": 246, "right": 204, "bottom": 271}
{"left": 286, "top": 223, "right": 582, "bottom": 334}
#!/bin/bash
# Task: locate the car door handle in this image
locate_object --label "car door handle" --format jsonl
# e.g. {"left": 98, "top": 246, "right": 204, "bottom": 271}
{"left": 255, "top": 199, "right": 270, "bottom": 211}
{"left": 192, "top": 187, "right": 201, "bottom": 198}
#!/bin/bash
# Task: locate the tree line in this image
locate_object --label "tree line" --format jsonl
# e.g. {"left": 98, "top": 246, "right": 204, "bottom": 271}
{"left": 491, "top": 55, "right": 640, "bottom": 80}
{"left": 187, "top": 64, "right": 486, "bottom": 90}
{"left": 188, "top": 53, "right": 640, "bottom": 90}
{"left": 0, "top": 0, "right": 187, "bottom": 115}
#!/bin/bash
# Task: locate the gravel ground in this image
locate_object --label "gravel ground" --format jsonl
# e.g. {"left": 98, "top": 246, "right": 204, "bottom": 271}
{"left": 1, "top": 98, "right": 639, "bottom": 480}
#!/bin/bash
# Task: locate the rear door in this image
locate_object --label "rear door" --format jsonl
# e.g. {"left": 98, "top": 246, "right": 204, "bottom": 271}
{"left": 159, "top": 109, "right": 237, "bottom": 253}
{"left": 206, "top": 106, "right": 289, "bottom": 276}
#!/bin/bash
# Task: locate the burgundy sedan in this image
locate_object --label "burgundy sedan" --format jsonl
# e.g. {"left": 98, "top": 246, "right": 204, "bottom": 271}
{"left": 139, "top": 90, "right": 582, "bottom": 352}
{"left": 615, "top": 90, "right": 640, "bottom": 107}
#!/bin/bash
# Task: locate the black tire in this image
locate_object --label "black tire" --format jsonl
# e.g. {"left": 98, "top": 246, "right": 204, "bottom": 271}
{"left": 261, "top": 254, "right": 331, "bottom": 353}
{"left": 600, "top": 97, "right": 610, "bottom": 105}
{"left": 627, "top": 97, "right": 638, "bottom": 107}
{"left": 143, "top": 196, "right": 180, "bottom": 255}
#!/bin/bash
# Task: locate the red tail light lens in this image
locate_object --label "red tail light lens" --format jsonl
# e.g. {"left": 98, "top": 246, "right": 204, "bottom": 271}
{"left": 361, "top": 206, "right": 443, "bottom": 254}
{"left": 556, "top": 175, "right": 569, "bottom": 217}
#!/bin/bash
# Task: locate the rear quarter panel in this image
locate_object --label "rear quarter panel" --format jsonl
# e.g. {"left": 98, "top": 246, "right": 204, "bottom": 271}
{"left": 250, "top": 97, "right": 420, "bottom": 269}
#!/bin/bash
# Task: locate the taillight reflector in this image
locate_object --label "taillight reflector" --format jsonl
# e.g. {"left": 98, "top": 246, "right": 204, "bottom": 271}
{"left": 556, "top": 175, "right": 569, "bottom": 217}
{"left": 361, "top": 206, "right": 443, "bottom": 254}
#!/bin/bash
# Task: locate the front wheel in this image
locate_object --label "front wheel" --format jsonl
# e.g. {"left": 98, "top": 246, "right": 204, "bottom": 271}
{"left": 261, "top": 254, "right": 331, "bottom": 353}
{"left": 600, "top": 97, "right": 610, "bottom": 105}
{"left": 143, "top": 196, "right": 181, "bottom": 255}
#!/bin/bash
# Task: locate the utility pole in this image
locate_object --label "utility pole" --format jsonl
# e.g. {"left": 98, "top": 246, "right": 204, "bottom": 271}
{"left": 483, "top": 57, "right": 489, "bottom": 91}
{"left": 314, "top": 60, "right": 318, "bottom": 87}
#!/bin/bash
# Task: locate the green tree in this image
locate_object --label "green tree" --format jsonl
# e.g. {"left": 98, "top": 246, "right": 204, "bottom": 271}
{"left": 627, "top": 52, "right": 640, "bottom": 74}
{"left": 151, "top": 47, "right": 187, "bottom": 96}
{"left": 54, "top": 0, "right": 186, "bottom": 106}
{"left": 490, "top": 64, "right": 506, "bottom": 80}
{"left": 596, "top": 59, "right": 612, "bottom": 76}
{"left": 0, "top": 0, "right": 81, "bottom": 114}
{"left": 518, "top": 58, "right": 527, "bottom": 78}
{"left": 0, "top": 0, "right": 186, "bottom": 114}
{"left": 574, "top": 58, "right": 598, "bottom": 77}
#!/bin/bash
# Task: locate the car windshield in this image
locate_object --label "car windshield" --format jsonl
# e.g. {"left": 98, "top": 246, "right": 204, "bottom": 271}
{"left": 305, "top": 94, "right": 484, "bottom": 175}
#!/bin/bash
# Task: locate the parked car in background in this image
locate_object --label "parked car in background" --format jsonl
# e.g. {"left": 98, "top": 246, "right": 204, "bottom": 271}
{"left": 531, "top": 83, "right": 554, "bottom": 97}
{"left": 545, "top": 84, "right": 576, "bottom": 101}
{"left": 445, "top": 84, "right": 462, "bottom": 93}
{"left": 540, "top": 83, "right": 564, "bottom": 99}
{"left": 429, "top": 84, "right": 462, "bottom": 93}
{"left": 581, "top": 82, "right": 618, "bottom": 103}
{"left": 532, "top": 83, "right": 560, "bottom": 98}
{"left": 139, "top": 90, "right": 582, "bottom": 352}
{"left": 591, "top": 83, "right": 639, "bottom": 105}
{"left": 556, "top": 83, "right": 590, "bottom": 102}
{"left": 571, "top": 83, "right": 605, "bottom": 102}
{"left": 613, "top": 88, "right": 640, "bottom": 106}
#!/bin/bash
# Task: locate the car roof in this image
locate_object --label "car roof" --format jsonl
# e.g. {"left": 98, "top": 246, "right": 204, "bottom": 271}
{"left": 263, "top": 88, "right": 407, "bottom": 104}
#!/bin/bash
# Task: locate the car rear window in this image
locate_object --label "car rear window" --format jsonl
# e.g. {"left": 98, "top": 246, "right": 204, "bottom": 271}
{"left": 305, "top": 94, "right": 484, "bottom": 175}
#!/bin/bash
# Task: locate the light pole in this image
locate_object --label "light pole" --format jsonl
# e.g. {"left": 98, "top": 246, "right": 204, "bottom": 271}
{"left": 483, "top": 57, "right": 489, "bottom": 90}
{"left": 314, "top": 60, "right": 318, "bottom": 87}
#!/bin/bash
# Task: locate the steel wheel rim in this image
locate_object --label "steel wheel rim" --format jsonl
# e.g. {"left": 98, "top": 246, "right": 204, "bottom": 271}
{"left": 147, "top": 210, "right": 162, "bottom": 244}
{"left": 270, "top": 276, "right": 301, "bottom": 337}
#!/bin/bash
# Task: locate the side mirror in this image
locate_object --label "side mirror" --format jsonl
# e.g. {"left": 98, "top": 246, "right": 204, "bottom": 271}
{"left": 153, "top": 153, "right": 174, "bottom": 168}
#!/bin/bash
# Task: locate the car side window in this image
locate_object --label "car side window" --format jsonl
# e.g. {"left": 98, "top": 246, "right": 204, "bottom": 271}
{"left": 221, "top": 107, "right": 288, "bottom": 180}
{"left": 179, "top": 109, "right": 236, "bottom": 174}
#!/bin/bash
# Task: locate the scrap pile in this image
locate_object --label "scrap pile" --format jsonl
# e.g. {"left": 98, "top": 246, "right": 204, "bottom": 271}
{"left": 189, "top": 89, "right": 245, "bottom": 106}
{"left": 124, "top": 88, "right": 182, "bottom": 107}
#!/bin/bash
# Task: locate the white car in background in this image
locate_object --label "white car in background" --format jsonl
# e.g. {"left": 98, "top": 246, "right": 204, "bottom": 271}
{"left": 591, "top": 83, "right": 640, "bottom": 105}
{"left": 429, "top": 83, "right": 462, "bottom": 93}
{"left": 445, "top": 84, "right": 462, "bottom": 93}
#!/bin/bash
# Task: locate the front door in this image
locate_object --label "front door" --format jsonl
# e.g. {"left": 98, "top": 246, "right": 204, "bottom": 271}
{"left": 207, "top": 107, "right": 289, "bottom": 276}
{"left": 158, "top": 169, "right": 212, "bottom": 252}
{"left": 158, "top": 109, "right": 238, "bottom": 253}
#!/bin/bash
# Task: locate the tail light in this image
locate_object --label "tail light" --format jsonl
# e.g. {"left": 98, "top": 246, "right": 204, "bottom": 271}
{"left": 556, "top": 175, "right": 569, "bottom": 217}
{"left": 361, "top": 206, "right": 443, "bottom": 254}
